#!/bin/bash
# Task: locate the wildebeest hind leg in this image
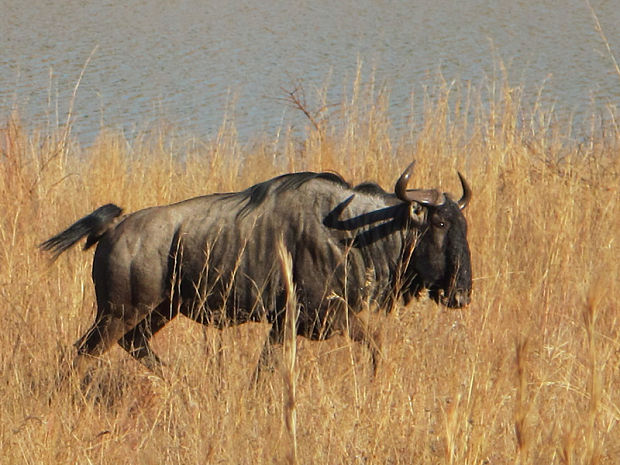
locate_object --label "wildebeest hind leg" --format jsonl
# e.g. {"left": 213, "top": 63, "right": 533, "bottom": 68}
{"left": 67, "top": 317, "right": 132, "bottom": 384}
{"left": 67, "top": 304, "right": 154, "bottom": 384}
{"left": 118, "top": 300, "right": 178, "bottom": 377}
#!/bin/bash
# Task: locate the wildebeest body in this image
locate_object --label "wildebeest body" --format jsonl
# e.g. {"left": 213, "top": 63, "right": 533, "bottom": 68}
{"left": 41, "top": 165, "right": 472, "bottom": 380}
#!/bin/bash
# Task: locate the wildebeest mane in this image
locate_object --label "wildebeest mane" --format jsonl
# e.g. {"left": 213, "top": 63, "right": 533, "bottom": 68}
{"left": 353, "top": 182, "right": 388, "bottom": 197}
{"left": 236, "top": 171, "right": 349, "bottom": 219}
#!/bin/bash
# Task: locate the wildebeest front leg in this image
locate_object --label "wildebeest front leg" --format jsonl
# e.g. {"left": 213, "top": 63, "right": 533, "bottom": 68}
{"left": 251, "top": 323, "right": 284, "bottom": 384}
{"left": 342, "top": 310, "right": 382, "bottom": 376}
{"left": 118, "top": 300, "right": 178, "bottom": 377}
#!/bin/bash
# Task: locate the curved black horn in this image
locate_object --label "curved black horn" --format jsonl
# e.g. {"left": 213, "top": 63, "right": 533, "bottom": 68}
{"left": 395, "top": 162, "right": 445, "bottom": 205}
{"left": 395, "top": 162, "right": 415, "bottom": 201}
{"left": 457, "top": 172, "right": 471, "bottom": 210}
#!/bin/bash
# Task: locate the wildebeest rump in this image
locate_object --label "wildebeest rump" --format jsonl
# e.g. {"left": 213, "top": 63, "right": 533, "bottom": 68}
{"left": 41, "top": 162, "right": 472, "bottom": 380}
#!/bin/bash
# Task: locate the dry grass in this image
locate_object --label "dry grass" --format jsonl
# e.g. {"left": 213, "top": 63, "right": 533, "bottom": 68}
{"left": 1, "top": 74, "right": 618, "bottom": 464}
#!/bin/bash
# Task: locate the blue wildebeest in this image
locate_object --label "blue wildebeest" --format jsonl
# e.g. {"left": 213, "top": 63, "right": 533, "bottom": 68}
{"left": 41, "top": 162, "right": 472, "bottom": 381}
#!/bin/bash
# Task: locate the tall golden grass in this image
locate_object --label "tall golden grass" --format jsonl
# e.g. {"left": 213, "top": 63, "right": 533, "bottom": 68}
{"left": 1, "top": 73, "right": 618, "bottom": 464}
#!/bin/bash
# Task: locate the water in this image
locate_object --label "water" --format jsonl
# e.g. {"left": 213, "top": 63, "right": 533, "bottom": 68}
{"left": 1, "top": 0, "right": 618, "bottom": 145}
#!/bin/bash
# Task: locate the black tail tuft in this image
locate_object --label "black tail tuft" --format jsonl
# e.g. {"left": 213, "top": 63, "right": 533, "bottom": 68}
{"left": 40, "top": 204, "right": 123, "bottom": 259}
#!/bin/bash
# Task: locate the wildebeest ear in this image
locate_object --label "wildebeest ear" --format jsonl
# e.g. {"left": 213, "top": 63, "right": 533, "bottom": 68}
{"left": 408, "top": 203, "right": 426, "bottom": 223}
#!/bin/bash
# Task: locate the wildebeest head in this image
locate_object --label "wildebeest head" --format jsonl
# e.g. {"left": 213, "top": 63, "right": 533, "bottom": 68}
{"left": 396, "top": 163, "right": 472, "bottom": 308}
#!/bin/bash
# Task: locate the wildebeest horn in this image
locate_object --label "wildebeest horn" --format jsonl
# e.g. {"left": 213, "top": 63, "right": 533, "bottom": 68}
{"left": 457, "top": 172, "right": 471, "bottom": 210}
{"left": 395, "top": 162, "right": 445, "bottom": 206}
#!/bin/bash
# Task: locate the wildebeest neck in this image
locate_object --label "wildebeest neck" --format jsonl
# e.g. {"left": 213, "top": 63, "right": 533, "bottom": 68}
{"left": 323, "top": 195, "right": 411, "bottom": 248}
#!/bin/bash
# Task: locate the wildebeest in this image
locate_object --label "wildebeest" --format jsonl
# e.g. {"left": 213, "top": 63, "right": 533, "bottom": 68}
{"left": 41, "top": 162, "right": 472, "bottom": 381}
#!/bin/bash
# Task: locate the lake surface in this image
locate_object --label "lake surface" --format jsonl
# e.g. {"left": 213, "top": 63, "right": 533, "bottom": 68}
{"left": 1, "top": 0, "right": 619, "bottom": 145}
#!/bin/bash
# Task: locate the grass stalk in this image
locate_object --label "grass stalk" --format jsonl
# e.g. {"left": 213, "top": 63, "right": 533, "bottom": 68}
{"left": 278, "top": 239, "right": 299, "bottom": 465}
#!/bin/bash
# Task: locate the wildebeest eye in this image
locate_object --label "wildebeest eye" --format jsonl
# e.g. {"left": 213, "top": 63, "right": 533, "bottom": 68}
{"left": 431, "top": 216, "right": 446, "bottom": 228}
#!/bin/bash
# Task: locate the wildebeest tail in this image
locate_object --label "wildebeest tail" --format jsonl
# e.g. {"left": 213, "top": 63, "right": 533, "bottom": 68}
{"left": 40, "top": 204, "right": 123, "bottom": 259}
